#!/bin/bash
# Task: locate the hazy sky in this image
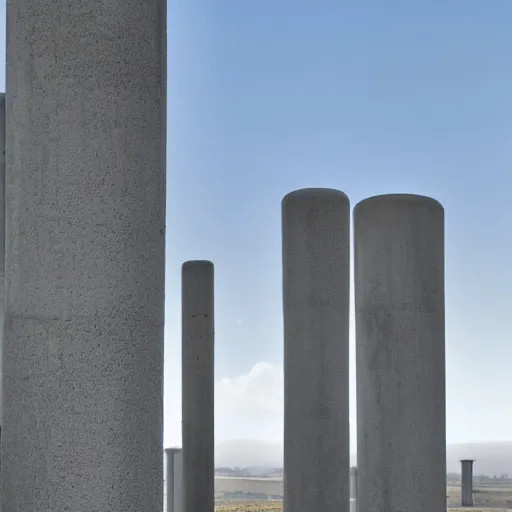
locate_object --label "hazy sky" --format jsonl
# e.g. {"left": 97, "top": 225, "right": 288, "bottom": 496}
{"left": 2, "top": 1, "right": 512, "bottom": 453}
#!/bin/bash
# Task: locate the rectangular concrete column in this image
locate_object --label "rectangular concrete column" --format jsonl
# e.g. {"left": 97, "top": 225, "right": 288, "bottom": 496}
{"left": 354, "top": 194, "right": 446, "bottom": 512}
{"left": 3, "top": 2, "right": 166, "bottom": 510}
{"left": 282, "top": 188, "right": 350, "bottom": 512}
{"left": 461, "top": 459, "right": 474, "bottom": 507}
{"left": 182, "top": 261, "right": 215, "bottom": 512}
{"left": 166, "top": 448, "right": 184, "bottom": 512}
{"left": 350, "top": 467, "right": 357, "bottom": 512}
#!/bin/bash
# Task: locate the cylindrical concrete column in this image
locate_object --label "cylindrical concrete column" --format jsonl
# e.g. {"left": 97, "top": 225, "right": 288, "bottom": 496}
{"left": 354, "top": 194, "right": 446, "bottom": 512}
{"left": 0, "top": 93, "right": 5, "bottom": 440}
{"left": 350, "top": 467, "right": 358, "bottom": 512}
{"left": 166, "top": 448, "right": 184, "bottom": 512}
{"left": 182, "top": 261, "right": 215, "bottom": 512}
{"left": 3, "top": 2, "right": 166, "bottom": 510}
{"left": 282, "top": 188, "right": 350, "bottom": 512}
{"left": 461, "top": 459, "right": 475, "bottom": 507}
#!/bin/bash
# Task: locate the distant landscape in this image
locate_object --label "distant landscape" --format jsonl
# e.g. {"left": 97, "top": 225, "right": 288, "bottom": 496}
{"left": 202, "top": 440, "right": 512, "bottom": 509}
{"left": 215, "top": 440, "right": 512, "bottom": 475}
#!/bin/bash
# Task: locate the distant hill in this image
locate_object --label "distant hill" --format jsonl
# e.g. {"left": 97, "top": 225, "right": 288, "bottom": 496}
{"left": 215, "top": 440, "right": 512, "bottom": 476}
{"left": 447, "top": 442, "right": 512, "bottom": 475}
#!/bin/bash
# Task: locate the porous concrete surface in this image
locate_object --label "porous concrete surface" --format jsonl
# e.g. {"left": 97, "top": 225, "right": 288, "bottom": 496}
{"left": 354, "top": 194, "right": 446, "bottom": 512}
{"left": 3, "top": 1, "right": 166, "bottom": 510}
{"left": 282, "top": 189, "right": 350, "bottom": 512}
{"left": 0, "top": 94, "right": 5, "bottom": 429}
{"left": 182, "top": 261, "right": 215, "bottom": 512}
{"left": 166, "top": 448, "right": 183, "bottom": 512}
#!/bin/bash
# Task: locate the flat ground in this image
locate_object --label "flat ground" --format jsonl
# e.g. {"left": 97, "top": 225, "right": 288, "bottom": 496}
{"left": 215, "top": 505, "right": 512, "bottom": 511}
{"left": 215, "top": 503, "right": 512, "bottom": 511}
{"left": 216, "top": 504, "right": 282, "bottom": 511}
{"left": 447, "top": 484, "right": 512, "bottom": 509}
{"left": 214, "top": 485, "right": 512, "bottom": 511}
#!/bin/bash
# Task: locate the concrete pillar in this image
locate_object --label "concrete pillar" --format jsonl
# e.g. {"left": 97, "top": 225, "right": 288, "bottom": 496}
{"left": 166, "top": 448, "right": 184, "bottom": 512}
{"left": 3, "top": 2, "right": 166, "bottom": 510}
{"left": 354, "top": 194, "right": 446, "bottom": 512}
{"left": 282, "top": 188, "right": 350, "bottom": 512}
{"left": 461, "top": 459, "right": 475, "bottom": 507}
{"left": 350, "top": 467, "right": 358, "bottom": 512}
{"left": 182, "top": 261, "right": 215, "bottom": 512}
{"left": 0, "top": 94, "right": 5, "bottom": 441}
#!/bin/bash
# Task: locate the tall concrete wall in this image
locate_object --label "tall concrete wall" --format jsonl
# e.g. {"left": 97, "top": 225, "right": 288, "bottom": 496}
{"left": 182, "top": 261, "right": 215, "bottom": 512}
{"left": 0, "top": 94, "right": 5, "bottom": 435}
{"left": 3, "top": 2, "right": 166, "bottom": 510}
{"left": 282, "top": 188, "right": 350, "bottom": 512}
{"left": 461, "top": 459, "right": 475, "bottom": 507}
{"left": 166, "top": 448, "right": 183, "bottom": 512}
{"left": 354, "top": 194, "right": 446, "bottom": 512}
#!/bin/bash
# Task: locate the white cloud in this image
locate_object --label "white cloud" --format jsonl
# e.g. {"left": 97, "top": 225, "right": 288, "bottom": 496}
{"left": 215, "top": 362, "right": 283, "bottom": 443}
{"left": 216, "top": 362, "right": 283, "bottom": 415}
{"left": 164, "top": 361, "right": 284, "bottom": 447}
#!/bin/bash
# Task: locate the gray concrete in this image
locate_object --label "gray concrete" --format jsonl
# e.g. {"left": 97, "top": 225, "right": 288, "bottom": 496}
{"left": 461, "top": 459, "right": 475, "bottom": 507}
{"left": 354, "top": 194, "right": 446, "bottom": 512}
{"left": 350, "top": 467, "right": 358, "bottom": 512}
{"left": 282, "top": 188, "right": 350, "bottom": 512}
{"left": 182, "top": 261, "right": 215, "bottom": 512}
{"left": 0, "top": 94, "right": 5, "bottom": 435}
{"left": 166, "top": 448, "right": 184, "bottom": 512}
{"left": 3, "top": 2, "right": 166, "bottom": 510}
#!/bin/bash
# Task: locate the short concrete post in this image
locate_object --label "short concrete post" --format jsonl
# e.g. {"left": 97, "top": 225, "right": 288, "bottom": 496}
{"left": 354, "top": 194, "right": 446, "bottom": 512}
{"left": 350, "top": 467, "right": 358, "bottom": 512}
{"left": 461, "top": 459, "right": 475, "bottom": 507}
{"left": 166, "top": 448, "right": 184, "bottom": 512}
{"left": 282, "top": 188, "right": 350, "bottom": 512}
{"left": 182, "top": 261, "right": 215, "bottom": 512}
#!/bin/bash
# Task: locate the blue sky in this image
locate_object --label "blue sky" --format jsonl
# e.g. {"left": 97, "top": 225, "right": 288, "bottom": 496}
{"left": 2, "top": 1, "right": 512, "bottom": 455}
{"left": 165, "top": 1, "right": 512, "bottom": 450}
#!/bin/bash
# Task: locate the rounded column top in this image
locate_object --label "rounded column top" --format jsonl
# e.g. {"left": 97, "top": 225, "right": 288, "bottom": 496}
{"left": 182, "top": 260, "right": 214, "bottom": 270}
{"left": 282, "top": 187, "right": 349, "bottom": 206}
{"left": 164, "top": 447, "right": 183, "bottom": 454}
{"left": 354, "top": 193, "right": 443, "bottom": 215}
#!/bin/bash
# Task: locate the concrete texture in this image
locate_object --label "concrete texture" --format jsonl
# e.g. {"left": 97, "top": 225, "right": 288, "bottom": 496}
{"left": 182, "top": 261, "right": 215, "bottom": 512}
{"left": 282, "top": 188, "right": 350, "bottom": 512}
{"left": 461, "top": 460, "right": 475, "bottom": 507}
{"left": 3, "top": 2, "right": 166, "bottom": 510}
{"left": 354, "top": 194, "right": 446, "bottom": 512}
{"left": 0, "top": 94, "right": 5, "bottom": 434}
{"left": 350, "top": 467, "right": 358, "bottom": 512}
{"left": 166, "top": 448, "right": 184, "bottom": 512}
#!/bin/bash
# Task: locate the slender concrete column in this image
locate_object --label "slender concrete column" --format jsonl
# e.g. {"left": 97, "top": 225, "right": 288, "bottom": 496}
{"left": 350, "top": 467, "right": 358, "bottom": 512}
{"left": 461, "top": 459, "right": 475, "bottom": 507}
{"left": 3, "top": 2, "right": 166, "bottom": 510}
{"left": 166, "top": 448, "right": 184, "bottom": 512}
{"left": 282, "top": 188, "right": 350, "bottom": 512}
{"left": 0, "top": 94, "right": 5, "bottom": 439}
{"left": 182, "top": 261, "right": 215, "bottom": 512}
{"left": 354, "top": 194, "right": 446, "bottom": 512}
{"left": 174, "top": 449, "right": 184, "bottom": 512}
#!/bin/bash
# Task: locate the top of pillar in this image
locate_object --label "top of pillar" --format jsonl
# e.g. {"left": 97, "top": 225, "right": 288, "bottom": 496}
{"left": 354, "top": 193, "right": 443, "bottom": 215}
{"left": 282, "top": 188, "right": 349, "bottom": 206}
{"left": 165, "top": 447, "right": 183, "bottom": 454}
{"left": 460, "top": 459, "right": 475, "bottom": 463}
{"left": 182, "top": 260, "right": 214, "bottom": 270}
